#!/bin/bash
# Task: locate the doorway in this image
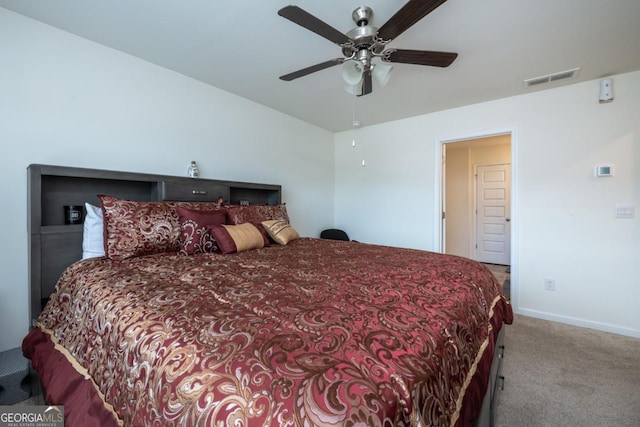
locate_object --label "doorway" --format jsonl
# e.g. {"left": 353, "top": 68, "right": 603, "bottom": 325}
{"left": 439, "top": 134, "right": 512, "bottom": 265}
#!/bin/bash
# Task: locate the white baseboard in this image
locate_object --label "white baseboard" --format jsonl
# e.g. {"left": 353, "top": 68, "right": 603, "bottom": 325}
{"left": 514, "top": 308, "right": 640, "bottom": 339}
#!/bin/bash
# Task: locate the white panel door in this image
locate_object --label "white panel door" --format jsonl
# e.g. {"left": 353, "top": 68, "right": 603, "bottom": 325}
{"left": 475, "top": 164, "right": 511, "bottom": 264}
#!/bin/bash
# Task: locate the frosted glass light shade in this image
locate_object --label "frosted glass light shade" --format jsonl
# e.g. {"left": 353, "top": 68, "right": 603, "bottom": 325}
{"left": 342, "top": 61, "right": 364, "bottom": 86}
{"left": 372, "top": 63, "right": 393, "bottom": 87}
{"left": 344, "top": 81, "right": 363, "bottom": 96}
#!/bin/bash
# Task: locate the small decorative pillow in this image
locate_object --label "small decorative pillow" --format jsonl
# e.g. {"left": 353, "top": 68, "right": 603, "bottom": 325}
{"left": 208, "top": 223, "right": 265, "bottom": 254}
{"left": 226, "top": 204, "right": 289, "bottom": 225}
{"left": 176, "top": 206, "right": 227, "bottom": 255}
{"left": 262, "top": 220, "right": 300, "bottom": 245}
{"left": 82, "top": 203, "right": 105, "bottom": 259}
{"left": 99, "top": 195, "right": 223, "bottom": 260}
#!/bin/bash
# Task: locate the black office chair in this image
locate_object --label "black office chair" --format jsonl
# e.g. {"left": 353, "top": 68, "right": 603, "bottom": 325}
{"left": 320, "top": 229, "right": 350, "bottom": 241}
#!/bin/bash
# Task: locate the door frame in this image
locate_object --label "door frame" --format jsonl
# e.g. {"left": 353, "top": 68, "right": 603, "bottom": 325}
{"left": 434, "top": 127, "right": 519, "bottom": 307}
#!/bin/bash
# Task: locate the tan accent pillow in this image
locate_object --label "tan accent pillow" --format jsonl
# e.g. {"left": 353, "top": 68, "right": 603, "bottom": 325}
{"left": 208, "top": 223, "right": 265, "bottom": 254}
{"left": 262, "top": 220, "right": 300, "bottom": 245}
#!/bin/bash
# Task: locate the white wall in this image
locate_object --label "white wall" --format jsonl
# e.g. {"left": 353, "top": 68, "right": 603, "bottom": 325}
{"left": 0, "top": 9, "right": 335, "bottom": 352}
{"left": 335, "top": 71, "right": 640, "bottom": 338}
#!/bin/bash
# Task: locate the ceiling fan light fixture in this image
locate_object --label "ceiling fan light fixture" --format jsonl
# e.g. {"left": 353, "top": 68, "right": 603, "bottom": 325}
{"left": 372, "top": 63, "right": 393, "bottom": 87}
{"left": 344, "top": 81, "right": 363, "bottom": 96}
{"left": 342, "top": 60, "right": 364, "bottom": 86}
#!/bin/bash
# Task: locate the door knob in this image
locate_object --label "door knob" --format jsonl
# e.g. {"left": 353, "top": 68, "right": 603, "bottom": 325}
{"left": 506, "top": 218, "right": 511, "bottom": 222}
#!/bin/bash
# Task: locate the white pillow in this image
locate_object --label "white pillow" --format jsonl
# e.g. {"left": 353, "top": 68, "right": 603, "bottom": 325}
{"left": 82, "top": 203, "right": 105, "bottom": 259}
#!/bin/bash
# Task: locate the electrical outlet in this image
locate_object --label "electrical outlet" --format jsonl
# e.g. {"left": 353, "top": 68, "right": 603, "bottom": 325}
{"left": 544, "top": 278, "right": 556, "bottom": 291}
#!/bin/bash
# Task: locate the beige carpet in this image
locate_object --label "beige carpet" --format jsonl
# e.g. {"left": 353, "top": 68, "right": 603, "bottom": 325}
{"left": 483, "top": 263, "right": 510, "bottom": 298}
{"left": 495, "top": 314, "right": 640, "bottom": 426}
{"left": 483, "top": 263, "right": 510, "bottom": 285}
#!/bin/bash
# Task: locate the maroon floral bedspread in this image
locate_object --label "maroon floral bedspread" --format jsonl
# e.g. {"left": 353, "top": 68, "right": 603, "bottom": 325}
{"left": 25, "top": 238, "right": 512, "bottom": 426}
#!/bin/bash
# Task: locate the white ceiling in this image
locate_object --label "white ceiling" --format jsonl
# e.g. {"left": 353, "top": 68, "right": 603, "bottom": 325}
{"left": 2, "top": 0, "right": 640, "bottom": 132}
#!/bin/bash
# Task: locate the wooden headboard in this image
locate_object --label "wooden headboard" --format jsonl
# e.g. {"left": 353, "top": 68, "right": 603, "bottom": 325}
{"left": 27, "top": 164, "right": 281, "bottom": 326}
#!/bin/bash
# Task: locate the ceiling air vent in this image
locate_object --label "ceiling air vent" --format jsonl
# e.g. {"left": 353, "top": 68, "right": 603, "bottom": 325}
{"left": 524, "top": 67, "right": 580, "bottom": 88}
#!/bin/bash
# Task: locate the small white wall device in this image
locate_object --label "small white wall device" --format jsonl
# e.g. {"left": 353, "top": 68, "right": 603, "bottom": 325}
{"left": 599, "top": 78, "right": 613, "bottom": 103}
{"left": 594, "top": 164, "right": 614, "bottom": 177}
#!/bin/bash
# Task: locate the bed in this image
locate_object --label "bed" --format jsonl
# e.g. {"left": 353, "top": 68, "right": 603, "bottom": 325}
{"left": 23, "top": 164, "right": 512, "bottom": 427}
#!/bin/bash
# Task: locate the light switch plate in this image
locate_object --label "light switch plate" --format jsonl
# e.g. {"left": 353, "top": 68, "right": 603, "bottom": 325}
{"left": 615, "top": 204, "right": 635, "bottom": 218}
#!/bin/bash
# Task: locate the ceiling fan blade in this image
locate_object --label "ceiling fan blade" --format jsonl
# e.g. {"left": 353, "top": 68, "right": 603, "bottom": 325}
{"left": 279, "top": 58, "right": 344, "bottom": 81}
{"left": 377, "top": 0, "right": 447, "bottom": 42}
{"left": 278, "top": 5, "right": 351, "bottom": 46}
{"left": 359, "top": 70, "right": 373, "bottom": 96}
{"left": 383, "top": 49, "right": 458, "bottom": 67}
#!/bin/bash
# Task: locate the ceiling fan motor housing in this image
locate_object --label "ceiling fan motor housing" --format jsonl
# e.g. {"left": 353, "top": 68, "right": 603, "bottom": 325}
{"left": 343, "top": 6, "right": 381, "bottom": 65}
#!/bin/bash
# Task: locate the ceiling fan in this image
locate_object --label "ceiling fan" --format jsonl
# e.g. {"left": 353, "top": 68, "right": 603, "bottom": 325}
{"left": 278, "top": 0, "right": 458, "bottom": 96}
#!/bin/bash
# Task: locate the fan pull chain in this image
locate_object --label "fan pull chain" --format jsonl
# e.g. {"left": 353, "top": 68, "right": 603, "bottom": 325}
{"left": 351, "top": 97, "right": 366, "bottom": 167}
{"left": 352, "top": 120, "right": 360, "bottom": 147}
{"left": 352, "top": 99, "right": 358, "bottom": 147}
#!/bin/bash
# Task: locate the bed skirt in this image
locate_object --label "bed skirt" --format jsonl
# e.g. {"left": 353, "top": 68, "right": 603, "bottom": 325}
{"left": 23, "top": 326, "right": 122, "bottom": 427}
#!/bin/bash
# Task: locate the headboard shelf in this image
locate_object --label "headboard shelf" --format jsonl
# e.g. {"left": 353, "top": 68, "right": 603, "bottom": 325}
{"left": 28, "top": 164, "right": 282, "bottom": 326}
{"left": 40, "top": 224, "right": 83, "bottom": 234}
{"left": 37, "top": 175, "right": 158, "bottom": 228}
{"left": 229, "top": 186, "right": 280, "bottom": 205}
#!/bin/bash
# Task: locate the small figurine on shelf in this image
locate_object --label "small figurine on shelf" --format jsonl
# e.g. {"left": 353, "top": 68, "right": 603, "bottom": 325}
{"left": 188, "top": 161, "right": 199, "bottom": 178}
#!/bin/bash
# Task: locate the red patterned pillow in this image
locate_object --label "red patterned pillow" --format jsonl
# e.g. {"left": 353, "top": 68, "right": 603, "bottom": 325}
{"left": 207, "top": 223, "right": 265, "bottom": 254}
{"left": 176, "top": 207, "right": 227, "bottom": 255}
{"left": 99, "top": 195, "right": 223, "bottom": 260}
{"left": 226, "top": 204, "right": 289, "bottom": 225}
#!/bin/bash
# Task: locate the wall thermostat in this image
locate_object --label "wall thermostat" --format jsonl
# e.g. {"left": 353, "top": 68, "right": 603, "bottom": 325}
{"left": 594, "top": 164, "right": 614, "bottom": 177}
